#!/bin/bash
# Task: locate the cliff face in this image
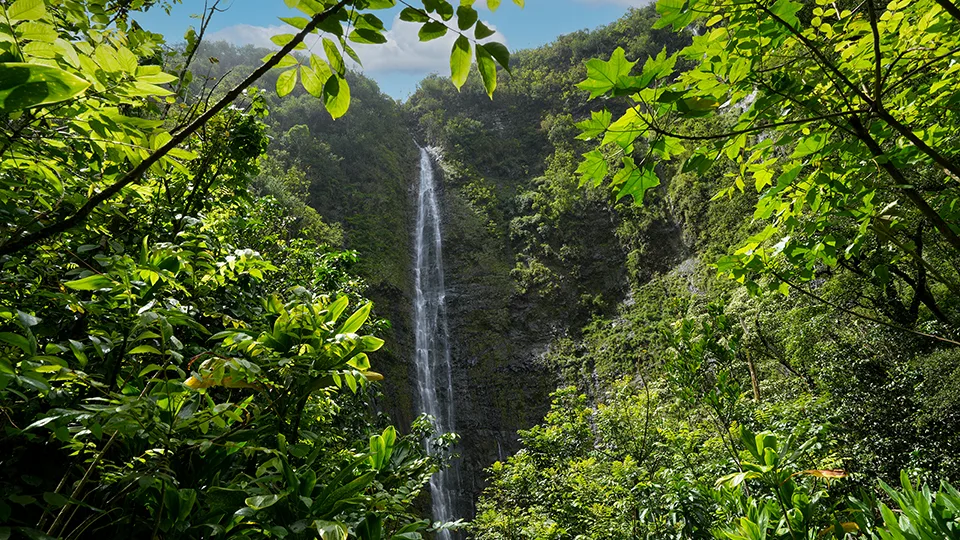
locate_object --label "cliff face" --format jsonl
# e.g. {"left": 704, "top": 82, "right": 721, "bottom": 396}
{"left": 399, "top": 6, "right": 692, "bottom": 517}
{"left": 214, "top": 5, "right": 693, "bottom": 522}
{"left": 423, "top": 152, "right": 559, "bottom": 518}
{"left": 265, "top": 81, "right": 422, "bottom": 437}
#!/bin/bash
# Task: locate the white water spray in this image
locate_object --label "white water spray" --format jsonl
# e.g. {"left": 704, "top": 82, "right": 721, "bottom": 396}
{"left": 413, "top": 147, "right": 458, "bottom": 537}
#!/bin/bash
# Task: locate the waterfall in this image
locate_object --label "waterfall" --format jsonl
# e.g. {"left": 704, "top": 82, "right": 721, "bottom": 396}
{"left": 413, "top": 147, "right": 458, "bottom": 537}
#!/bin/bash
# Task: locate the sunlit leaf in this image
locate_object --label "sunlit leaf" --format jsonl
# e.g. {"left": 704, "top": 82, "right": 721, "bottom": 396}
{"left": 323, "top": 74, "right": 350, "bottom": 119}
{"left": 7, "top": 0, "right": 46, "bottom": 21}
{"left": 0, "top": 63, "right": 89, "bottom": 113}
{"left": 63, "top": 274, "right": 113, "bottom": 291}
{"left": 277, "top": 67, "right": 298, "bottom": 97}
{"left": 245, "top": 494, "right": 282, "bottom": 510}
{"left": 450, "top": 36, "right": 471, "bottom": 90}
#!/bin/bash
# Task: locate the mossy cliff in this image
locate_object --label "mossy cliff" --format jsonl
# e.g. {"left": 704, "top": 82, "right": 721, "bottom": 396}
{"left": 399, "top": 6, "right": 696, "bottom": 517}
{"left": 191, "top": 6, "right": 758, "bottom": 521}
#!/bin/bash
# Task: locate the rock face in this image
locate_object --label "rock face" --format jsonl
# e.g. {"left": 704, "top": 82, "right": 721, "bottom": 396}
{"left": 425, "top": 153, "right": 559, "bottom": 520}
{"left": 372, "top": 147, "right": 560, "bottom": 521}
{"left": 280, "top": 5, "right": 694, "bottom": 522}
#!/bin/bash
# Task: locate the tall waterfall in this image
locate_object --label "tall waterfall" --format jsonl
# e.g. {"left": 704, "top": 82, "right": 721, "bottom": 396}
{"left": 413, "top": 147, "right": 458, "bottom": 537}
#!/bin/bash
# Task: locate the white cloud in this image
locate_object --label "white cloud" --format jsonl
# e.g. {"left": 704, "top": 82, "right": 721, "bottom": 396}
{"left": 208, "top": 24, "right": 290, "bottom": 50}
{"left": 208, "top": 14, "right": 507, "bottom": 76}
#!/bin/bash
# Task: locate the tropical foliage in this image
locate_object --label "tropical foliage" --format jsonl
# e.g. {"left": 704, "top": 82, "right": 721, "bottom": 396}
{"left": 0, "top": 0, "right": 521, "bottom": 537}
{"left": 458, "top": 0, "right": 960, "bottom": 537}
{"left": 4, "top": 0, "right": 960, "bottom": 538}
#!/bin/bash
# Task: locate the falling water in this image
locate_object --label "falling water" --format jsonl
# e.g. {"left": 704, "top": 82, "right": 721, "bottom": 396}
{"left": 413, "top": 147, "right": 458, "bottom": 537}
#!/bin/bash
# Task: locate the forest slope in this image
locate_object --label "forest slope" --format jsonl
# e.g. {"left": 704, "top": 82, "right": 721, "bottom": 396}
{"left": 404, "top": 2, "right": 960, "bottom": 535}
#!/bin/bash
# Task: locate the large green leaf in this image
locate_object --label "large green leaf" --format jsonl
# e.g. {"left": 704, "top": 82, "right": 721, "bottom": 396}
{"left": 276, "top": 68, "right": 297, "bottom": 97}
{"left": 314, "top": 521, "right": 347, "bottom": 540}
{"left": 63, "top": 274, "right": 113, "bottom": 291}
{"left": 450, "top": 36, "right": 471, "bottom": 90}
{"left": 0, "top": 332, "right": 31, "bottom": 354}
{"left": 349, "top": 29, "right": 387, "bottom": 44}
{"left": 482, "top": 42, "right": 509, "bottom": 72}
{"left": 576, "top": 150, "right": 608, "bottom": 187}
{"left": 245, "top": 494, "right": 282, "bottom": 510}
{"left": 323, "top": 74, "right": 350, "bottom": 119}
{"left": 577, "top": 47, "right": 635, "bottom": 99}
{"left": 575, "top": 109, "right": 612, "bottom": 140}
{"left": 475, "top": 43, "right": 496, "bottom": 98}
{"left": 339, "top": 302, "right": 371, "bottom": 334}
{"left": 474, "top": 21, "right": 495, "bottom": 39}
{"left": 0, "top": 63, "right": 89, "bottom": 112}
{"left": 7, "top": 0, "right": 46, "bottom": 21}
{"left": 323, "top": 38, "right": 344, "bottom": 76}
{"left": 300, "top": 65, "right": 326, "bottom": 97}
{"left": 456, "top": 5, "right": 478, "bottom": 30}
{"left": 418, "top": 21, "right": 447, "bottom": 41}
{"left": 613, "top": 157, "right": 660, "bottom": 204}
{"left": 399, "top": 7, "right": 430, "bottom": 22}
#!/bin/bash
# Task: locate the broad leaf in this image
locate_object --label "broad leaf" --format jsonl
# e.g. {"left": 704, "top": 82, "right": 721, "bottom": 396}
{"left": 64, "top": 274, "right": 113, "bottom": 291}
{"left": 7, "top": 0, "right": 46, "bottom": 21}
{"left": 418, "top": 21, "right": 447, "bottom": 41}
{"left": 323, "top": 74, "right": 350, "bottom": 119}
{"left": 276, "top": 68, "right": 298, "bottom": 97}
{"left": 0, "top": 63, "right": 90, "bottom": 112}
{"left": 476, "top": 43, "right": 497, "bottom": 98}
{"left": 245, "top": 494, "right": 282, "bottom": 510}
{"left": 450, "top": 36, "right": 471, "bottom": 90}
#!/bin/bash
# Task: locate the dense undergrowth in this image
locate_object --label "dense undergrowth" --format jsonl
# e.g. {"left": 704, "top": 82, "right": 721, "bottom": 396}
{"left": 403, "top": 1, "right": 960, "bottom": 538}
{"left": 2, "top": 0, "right": 960, "bottom": 538}
{"left": 0, "top": 0, "right": 468, "bottom": 538}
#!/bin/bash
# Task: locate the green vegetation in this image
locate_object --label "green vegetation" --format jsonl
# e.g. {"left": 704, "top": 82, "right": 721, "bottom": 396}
{"left": 463, "top": 0, "right": 960, "bottom": 538}
{"left": 3, "top": 0, "right": 960, "bottom": 537}
{"left": 0, "top": 0, "right": 517, "bottom": 537}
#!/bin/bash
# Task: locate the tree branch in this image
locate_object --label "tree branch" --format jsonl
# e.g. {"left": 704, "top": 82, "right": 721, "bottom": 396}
{"left": 760, "top": 4, "right": 873, "bottom": 106}
{"left": 761, "top": 2, "right": 960, "bottom": 182}
{"left": 0, "top": 0, "right": 353, "bottom": 257}
{"left": 619, "top": 101, "right": 864, "bottom": 142}
{"left": 771, "top": 270, "right": 960, "bottom": 347}
{"left": 847, "top": 115, "right": 960, "bottom": 253}
{"left": 865, "top": 0, "right": 883, "bottom": 103}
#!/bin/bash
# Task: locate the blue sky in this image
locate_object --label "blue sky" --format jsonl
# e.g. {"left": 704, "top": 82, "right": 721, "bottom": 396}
{"left": 136, "top": 0, "right": 647, "bottom": 99}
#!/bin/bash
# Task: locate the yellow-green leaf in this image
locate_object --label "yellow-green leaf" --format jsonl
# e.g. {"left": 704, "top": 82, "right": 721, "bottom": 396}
{"left": 0, "top": 62, "right": 90, "bottom": 112}
{"left": 300, "top": 65, "right": 325, "bottom": 97}
{"left": 450, "top": 35, "right": 471, "bottom": 90}
{"left": 323, "top": 74, "right": 350, "bottom": 119}
{"left": 276, "top": 67, "right": 297, "bottom": 97}
{"left": 7, "top": 0, "right": 46, "bottom": 21}
{"left": 338, "top": 302, "right": 371, "bottom": 334}
{"left": 63, "top": 274, "right": 113, "bottom": 291}
{"left": 323, "top": 38, "right": 345, "bottom": 76}
{"left": 128, "top": 345, "right": 163, "bottom": 355}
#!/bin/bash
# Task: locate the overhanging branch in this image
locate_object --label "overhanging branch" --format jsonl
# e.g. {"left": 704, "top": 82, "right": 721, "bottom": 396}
{"left": 0, "top": 0, "right": 352, "bottom": 257}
